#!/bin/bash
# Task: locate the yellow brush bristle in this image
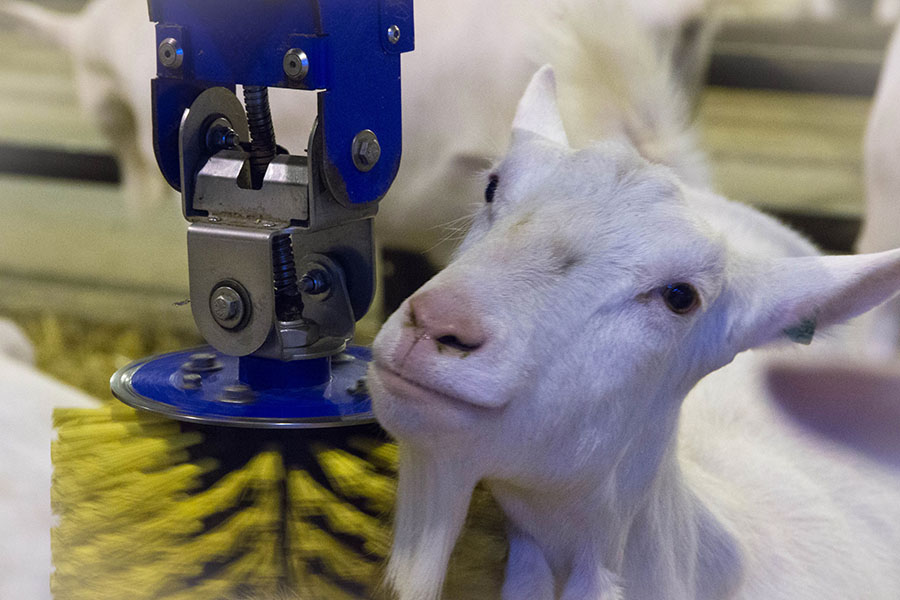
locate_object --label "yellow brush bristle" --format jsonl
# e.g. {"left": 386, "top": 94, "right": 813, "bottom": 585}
{"left": 51, "top": 402, "right": 402, "bottom": 598}
{"left": 314, "top": 444, "right": 396, "bottom": 514}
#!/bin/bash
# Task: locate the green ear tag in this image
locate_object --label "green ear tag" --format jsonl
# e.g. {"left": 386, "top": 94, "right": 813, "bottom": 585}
{"left": 784, "top": 317, "right": 816, "bottom": 345}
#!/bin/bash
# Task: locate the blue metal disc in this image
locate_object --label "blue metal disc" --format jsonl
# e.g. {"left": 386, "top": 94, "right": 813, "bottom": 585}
{"left": 111, "top": 346, "right": 374, "bottom": 428}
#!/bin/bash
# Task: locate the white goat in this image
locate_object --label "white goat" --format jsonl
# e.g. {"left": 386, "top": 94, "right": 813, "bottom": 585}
{"left": 876, "top": 0, "right": 900, "bottom": 23}
{"left": 856, "top": 20, "right": 900, "bottom": 359}
{"left": 0, "top": 0, "right": 170, "bottom": 216}
{"left": 369, "top": 64, "right": 900, "bottom": 600}
{"left": 0, "top": 355, "right": 101, "bottom": 600}
{"left": 0, "top": 317, "right": 35, "bottom": 364}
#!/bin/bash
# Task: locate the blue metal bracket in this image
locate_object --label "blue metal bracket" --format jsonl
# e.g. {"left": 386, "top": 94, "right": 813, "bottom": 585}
{"left": 147, "top": 0, "right": 414, "bottom": 205}
{"left": 130, "top": 1, "right": 413, "bottom": 427}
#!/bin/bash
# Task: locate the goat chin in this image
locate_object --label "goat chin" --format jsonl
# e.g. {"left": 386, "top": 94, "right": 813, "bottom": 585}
{"left": 386, "top": 446, "right": 481, "bottom": 600}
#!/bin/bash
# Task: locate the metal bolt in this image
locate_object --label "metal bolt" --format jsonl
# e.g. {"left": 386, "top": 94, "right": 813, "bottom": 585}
{"left": 208, "top": 216, "right": 221, "bottom": 223}
{"left": 347, "top": 377, "right": 368, "bottom": 397}
{"left": 220, "top": 384, "right": 255, "bottom": 404}
{"left": 299, "top": 269, "right": 330, "bottom": 295}
{"left": 205, "top": 118, "right": 239, "bottom": 152}
{"left": 182, "top": 352, "right": 222, "bottom": 374}
{"left": 210, "top": 285, "right": 245, "bottom": 329}
{"left": 181, "top": 373, "right": 203, "bottom": 389}
{"left": 386, "top": 25, "right": 401, "bottom": 44}
{"left": 283, "top": 48, "right": 310, "bottom": 81}
{"left": 158, "top": 37, "right": 183, "bottom": 69}
{"left": 351, "top": 130, "right": 381, "bottom": 172}
{"left": 212, "top": 295, "right": 237, "bottom": 320}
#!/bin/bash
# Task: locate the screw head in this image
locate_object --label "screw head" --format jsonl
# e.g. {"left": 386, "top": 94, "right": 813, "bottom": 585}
{"left": 181, "top": 373, "right": 203, "bottom": 389}
{"left": 212, "top": 295, "right": 238, "bottom": 320}
{"left": 210, "top": 286, "right": 246, "bottom": 329}
{"left": 220, "top": 384, "right": 255, "bottom": 404}
{"left": 158, "top": 37, "right": 183, "bottom": 69}
{"left": 351, "top": 130, "right": 381, "bottom": 172}
{"left": 182, "top": 352, "right": 222, "bottom": 374}
{"left": 299, "top": 269, "right": 330, "bottom": 295}
{"left": 387, "top": 25, "right": 401, "bottom": 44}
{"left": 283, "top": 48, "right": 310, "bottom": 81}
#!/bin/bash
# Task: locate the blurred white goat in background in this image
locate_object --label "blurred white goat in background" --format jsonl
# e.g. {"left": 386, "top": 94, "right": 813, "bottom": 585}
{"left": 0, "top": 333, "right": 101, "bottom": 600}
{"left": 876, "top": 0, "right": 900, "bottom": 22}
{"left": 369, "top": 35, "right": 900, "bottom": 600}
{"left": 0, "top": 0, "right": 169, "bottom": 216}
{"left": 856, "top": 20, "right": 900, "bottom": 359}
{"left": 0, "top": 318, "right": 35, "bottom": 364}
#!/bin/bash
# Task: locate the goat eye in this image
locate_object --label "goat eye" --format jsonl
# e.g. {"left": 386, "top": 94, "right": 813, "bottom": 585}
{"left": 485, "top": 174, "right": 499, "bottom": 203}
{"left": 662, "top": 283, "right": 699, "bottom": 314}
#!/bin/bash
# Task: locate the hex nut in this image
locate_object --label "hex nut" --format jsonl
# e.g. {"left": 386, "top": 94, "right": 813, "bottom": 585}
{"left": 181, "top": 373, "right": 203, "bottom": 389}
{"left": 280, "top": 320, "right": 320, "bottom": 348}
{"left": 299, "top": 269, "right": 331, "bottom": 295}
{"left": 205, "top": 117, "right": 239, "bottom": 152}
{"left": 220, "top": 384, "right": 255, "bottom": 404}
{"left": 212, "top": 295, "right": 238, "bottom": 320}
{"left": 183, "top": 352, "right": 222, "bottom": 374}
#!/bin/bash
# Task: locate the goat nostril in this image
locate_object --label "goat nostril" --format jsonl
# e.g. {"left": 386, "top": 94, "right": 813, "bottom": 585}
{"left": 436, "top": 335, "right": 482, "bottom": 353}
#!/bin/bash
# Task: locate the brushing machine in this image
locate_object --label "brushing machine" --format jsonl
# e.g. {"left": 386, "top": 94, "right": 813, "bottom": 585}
{"left": 111, "top": 0, "right": 414, "bottom": 427}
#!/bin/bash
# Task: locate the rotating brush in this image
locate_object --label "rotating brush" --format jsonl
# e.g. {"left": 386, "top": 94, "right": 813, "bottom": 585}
{"left": 51, "top": 403, "right": 396, "bottom": 599}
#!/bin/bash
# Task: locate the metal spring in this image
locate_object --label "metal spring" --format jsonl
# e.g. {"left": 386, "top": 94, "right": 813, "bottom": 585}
{"left": 243, "top": 85, "right": 277, "bottom": 189}
{"left": 272, "top": 233, "right": 303, "bottom": 321}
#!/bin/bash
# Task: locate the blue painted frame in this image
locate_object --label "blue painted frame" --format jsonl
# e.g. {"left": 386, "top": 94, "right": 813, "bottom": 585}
{"left": 147, "top": 0, "right": 414, "bottom": 205}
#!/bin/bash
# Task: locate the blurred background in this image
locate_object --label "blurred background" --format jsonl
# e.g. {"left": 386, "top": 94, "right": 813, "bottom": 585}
{"left": 0, "top": 0, "right": 894, "bottom": 390}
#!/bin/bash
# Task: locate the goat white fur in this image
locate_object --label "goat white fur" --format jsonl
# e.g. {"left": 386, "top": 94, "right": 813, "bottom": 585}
{"left": 0, "top": 0, "right": 171, "bottom": 216}
{"left": 369, "top": 65, "right": 900, "bottom": 600}
{"left": 876, "top": 0, "right": 900, "bottom": 22}
{"left": 856, "top": 20, "right": 900, "bottom": 359}
{"left": 0, "top": 318, "right": 35, "bottom": 364}
{"left": 0, "top": 355, "right": 101, "bottom": 600}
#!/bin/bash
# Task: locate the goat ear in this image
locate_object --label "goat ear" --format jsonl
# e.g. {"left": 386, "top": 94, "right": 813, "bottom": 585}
{"left": 766, "top": 360, "right": 900, "bottom": 469}
{"left": 726, "top": 249, "right": 900, "bottom": 352}
{"left": 512, "top": 65, "right": 570, "bottom": 147}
